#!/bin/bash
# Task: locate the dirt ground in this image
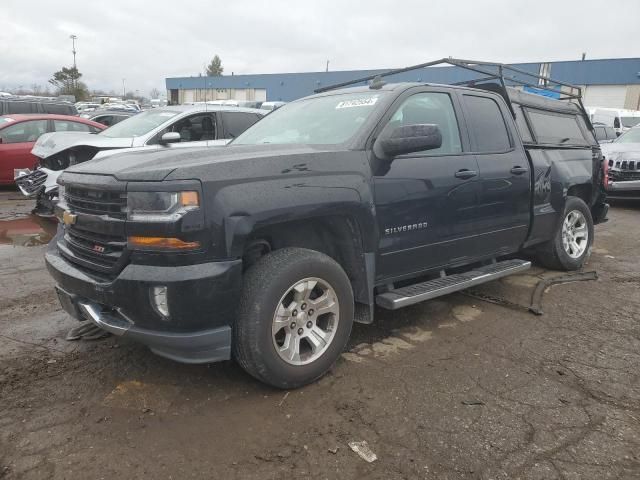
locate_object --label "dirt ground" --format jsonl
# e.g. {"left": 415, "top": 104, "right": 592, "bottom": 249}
{"left": 1, "top": 187, "right": 639, "bottom": 480}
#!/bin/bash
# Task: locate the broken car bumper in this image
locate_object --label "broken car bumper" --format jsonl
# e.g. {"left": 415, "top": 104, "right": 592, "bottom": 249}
{"left": 45, "top": 240, "right": 242, "bottom": 364}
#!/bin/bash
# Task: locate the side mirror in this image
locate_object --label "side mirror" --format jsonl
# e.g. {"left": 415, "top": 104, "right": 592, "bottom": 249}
{"left": 160, "top": 132, "right": 181, "bottom": 144}
{"left": 377, "top": 124, "right": 442, "bottom": 158}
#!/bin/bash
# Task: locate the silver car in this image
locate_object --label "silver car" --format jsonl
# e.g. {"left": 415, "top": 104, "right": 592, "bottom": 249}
{"left": 18, "top": 105, "right": 265, "bottom": 216}
{"left": 31, "top": 105, "right": 266, "bottom": 166}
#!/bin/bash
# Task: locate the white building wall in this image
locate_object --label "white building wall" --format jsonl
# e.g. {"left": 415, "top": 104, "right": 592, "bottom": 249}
{"left": 583, "top": 85, "right": 628, "bottom": 109}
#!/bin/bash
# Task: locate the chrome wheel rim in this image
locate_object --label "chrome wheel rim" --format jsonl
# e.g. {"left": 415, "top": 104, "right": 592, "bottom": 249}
{"left": 562, "top": 210, "right": 589, "bottom": 259}
{"left": 271, "top": 277, "right": 340, "bottom": 366}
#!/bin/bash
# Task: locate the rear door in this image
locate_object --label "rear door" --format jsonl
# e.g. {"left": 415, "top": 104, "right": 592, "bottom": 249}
{"left": 458, "top": 92, "right": 530, "bottom": 258}
{"left": 372, "top": 88, "right": 482, "bottom": 281}
{"left": 0, "top": 119, "right": 48, "bottom": 183}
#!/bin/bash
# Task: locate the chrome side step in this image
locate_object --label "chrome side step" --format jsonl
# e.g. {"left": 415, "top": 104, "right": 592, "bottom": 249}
{"left": 376, "top": 259, "right": 531, "bottom": 310}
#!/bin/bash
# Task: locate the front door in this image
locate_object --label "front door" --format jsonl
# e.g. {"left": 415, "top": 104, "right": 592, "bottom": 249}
{"left": 372, "top": 90, "right": 480, "bottom": 282}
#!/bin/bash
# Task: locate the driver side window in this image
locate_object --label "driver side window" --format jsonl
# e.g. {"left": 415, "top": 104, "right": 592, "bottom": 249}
{"left": 385, "top": 92, "right": 462, "bottom": 155}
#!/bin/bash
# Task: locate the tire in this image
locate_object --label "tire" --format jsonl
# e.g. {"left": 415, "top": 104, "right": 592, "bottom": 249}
{"left": 233, "top": 248, "right": 354, "bottom": 389}
{"left": 537, "top": 196, "right": 594, "bottom": 271}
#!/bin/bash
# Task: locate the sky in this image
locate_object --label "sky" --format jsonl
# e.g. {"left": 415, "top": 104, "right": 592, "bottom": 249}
{"left": 1, "top": 0, "right": 639, "bottom": 97}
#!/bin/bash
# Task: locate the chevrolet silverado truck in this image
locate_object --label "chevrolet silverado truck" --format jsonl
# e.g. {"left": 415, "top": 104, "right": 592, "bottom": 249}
{"left": 45, "top": 59, "right": 608, "bottom": 388}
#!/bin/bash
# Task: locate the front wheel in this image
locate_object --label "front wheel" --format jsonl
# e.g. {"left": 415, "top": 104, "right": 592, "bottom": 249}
{"left": 233, "top": 248, "right": 354, "bottom": 389}
{"left": 537, "top": 196, "right": 594, "bottom": 271}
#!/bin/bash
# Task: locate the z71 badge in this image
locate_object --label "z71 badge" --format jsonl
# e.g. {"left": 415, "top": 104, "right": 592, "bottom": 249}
{"left": 385, "top": 222, "right": 428, "bottom": 235}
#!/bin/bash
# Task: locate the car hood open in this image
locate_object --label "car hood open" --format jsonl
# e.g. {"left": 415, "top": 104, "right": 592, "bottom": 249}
{"left": 31, "top": 132, "right": 134, "bottom": 159}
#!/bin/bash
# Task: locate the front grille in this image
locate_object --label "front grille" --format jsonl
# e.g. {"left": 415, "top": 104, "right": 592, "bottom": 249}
{"left": 65, "top": 186, "right": 127, "bottom": 219}
{"left": 15, "top": 169, "right": 48, "bottom": 195}
{"left": 64, "top": 227, "right": 126, "bottom": 271}
{"left": 60, "top": 185, "right": 128, "bottom": 276}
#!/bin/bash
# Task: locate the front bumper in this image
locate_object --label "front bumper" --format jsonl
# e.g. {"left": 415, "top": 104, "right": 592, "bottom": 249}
{"left": 607, "top": 180, "right": 640, "bottom": 199}
{"left": 46, "top": 240, "right": 242, "bottom": 363}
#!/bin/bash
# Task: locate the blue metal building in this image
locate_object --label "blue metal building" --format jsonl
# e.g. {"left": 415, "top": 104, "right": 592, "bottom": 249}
{"left": 166, "top": 57, "right": 640, "bottom": 109}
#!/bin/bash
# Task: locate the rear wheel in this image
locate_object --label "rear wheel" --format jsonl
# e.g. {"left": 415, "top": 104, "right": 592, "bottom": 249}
{"left": 537, "top": 196, "right": 594, "bottom": 271}
{"left": 234, "top": 248, "right": 354, "bottom": 389}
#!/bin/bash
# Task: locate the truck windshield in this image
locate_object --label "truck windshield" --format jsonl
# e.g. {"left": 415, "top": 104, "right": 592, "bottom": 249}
{"left": 233, "top": 92, "right": 385, "bottom": 145}
{"left": 615, "top": 128, "right": 640, "bottom": 143}
{"left": 99, "top": 110, "right": 179, "bottom": 138}
{"left": 621, "top": 116, "right": 640, "bottom": 128}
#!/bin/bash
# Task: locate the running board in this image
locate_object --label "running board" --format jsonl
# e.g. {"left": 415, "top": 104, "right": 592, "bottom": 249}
{"left": 376, "top": 259, "right": 531, "bottom": 310}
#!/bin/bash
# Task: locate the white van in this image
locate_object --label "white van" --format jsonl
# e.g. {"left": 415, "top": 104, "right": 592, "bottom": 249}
{"left": 590, "top": 108, "right": 640, "bottom": 136}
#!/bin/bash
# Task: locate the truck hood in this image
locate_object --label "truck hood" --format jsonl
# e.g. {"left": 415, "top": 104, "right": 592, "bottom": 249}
{"left": 32, "top": 132, "right": 134, "bottom": 159}
{"left": 64, "top": 144, "right": 342, "bottom": 182}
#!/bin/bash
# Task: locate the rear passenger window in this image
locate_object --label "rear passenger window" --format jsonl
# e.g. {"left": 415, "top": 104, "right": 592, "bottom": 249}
{"left": 221, "top": 112, "right": 261, "bottom": 138}
{"left": 463, "top": 95, "right": 512, "bottom": 152}
{"left": 6, "top": 101, "right": 34, "bottom": 114}
{"left": 54, "top": 120, "right": 92, "bottom": 132}
{"left": 46, "top": 104, "right": 73, "bottom": 115}
{"left": 385, "top": 92, "right": 462, "bottom": 155}
{"left": 526, "top": 109, "right": 589, "bottom": 146}
{"left": 594, "top": 127, "right": 605, "bottom": 141}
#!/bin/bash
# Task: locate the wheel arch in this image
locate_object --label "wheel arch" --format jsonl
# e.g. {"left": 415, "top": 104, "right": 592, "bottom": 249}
{"left": 235, "top": 213, "right": 376, "bottom": 312}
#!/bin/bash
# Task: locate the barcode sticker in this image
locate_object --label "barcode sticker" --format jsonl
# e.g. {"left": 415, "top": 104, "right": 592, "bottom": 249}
{"left": 336, "top": 97, "right": 378, "bottom": 109}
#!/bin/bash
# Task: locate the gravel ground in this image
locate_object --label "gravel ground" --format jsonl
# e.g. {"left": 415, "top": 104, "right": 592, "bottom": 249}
{"left": 1, "top": 188, "right": 639, "bottom": 479}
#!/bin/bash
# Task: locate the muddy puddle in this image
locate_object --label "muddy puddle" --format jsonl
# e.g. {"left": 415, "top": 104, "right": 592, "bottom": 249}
{"left": 0, "top": 215, "right": 57, "bottom": 247}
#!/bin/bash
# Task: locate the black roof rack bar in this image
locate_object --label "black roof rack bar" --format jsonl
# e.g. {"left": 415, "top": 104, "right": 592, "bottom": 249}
{"left": 314, "top": 57, "right": 583, "bottom": 101}
{"left": 451, "top": 75, "right": 500, "bottom": 86}
{"left": 314, "top": 58, "right": 451, "bottom": 93}
{"left": 445, "top": 59, "right": 580, "bottom": 100}
{"left": 451, "top": 58, "right": 580, "bottom": 91}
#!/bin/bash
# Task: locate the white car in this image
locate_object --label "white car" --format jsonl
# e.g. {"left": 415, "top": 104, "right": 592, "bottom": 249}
{"left": 19, "top": 105, "right": 266, "bottom": 215}
{"left": 32, "top": 105, "right": 265, "bottom": 168}
{"left": 590, "top": 107, "right": 640, "bottom": 136}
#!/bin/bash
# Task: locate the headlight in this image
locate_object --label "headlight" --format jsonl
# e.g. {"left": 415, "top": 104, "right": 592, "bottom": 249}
{"left": 127, "top": 191, "right": 199, "bottom": 222}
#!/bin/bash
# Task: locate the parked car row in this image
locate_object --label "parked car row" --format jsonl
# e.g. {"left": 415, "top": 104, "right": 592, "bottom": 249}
{"left": 588, "top": 107, "right": 640, "bottom": 136}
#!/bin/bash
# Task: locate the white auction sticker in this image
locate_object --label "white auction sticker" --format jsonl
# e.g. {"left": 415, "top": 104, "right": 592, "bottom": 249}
{"left": 336, "top": 96, "right": 378, "bottom": 109}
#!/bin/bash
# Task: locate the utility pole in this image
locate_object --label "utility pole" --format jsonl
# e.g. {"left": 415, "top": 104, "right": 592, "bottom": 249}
{"left": 122, "top": 79, "right": 126, "bottom": 99}
{"left": 326, "top": 60, "right": 329, "bottom": 72}
{"left": 70, "top": 34, "right": 77, "bottom": 90}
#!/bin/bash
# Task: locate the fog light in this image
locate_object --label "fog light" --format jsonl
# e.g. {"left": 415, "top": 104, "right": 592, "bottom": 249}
{"left": 151, "top": 286, "right": 170, "bottom": 319}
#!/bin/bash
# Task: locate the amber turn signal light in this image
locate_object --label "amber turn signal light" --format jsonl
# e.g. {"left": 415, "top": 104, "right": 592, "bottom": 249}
{"left": 179, "top": 191, "right": 199, "bottom": 207}
{"left": 128, "top": 236, "right": 201, "bottom": 250}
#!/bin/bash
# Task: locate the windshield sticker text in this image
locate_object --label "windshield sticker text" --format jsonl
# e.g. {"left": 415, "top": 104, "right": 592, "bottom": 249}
{"left": 336, "top": 97, "right": 378, "bottom": 109}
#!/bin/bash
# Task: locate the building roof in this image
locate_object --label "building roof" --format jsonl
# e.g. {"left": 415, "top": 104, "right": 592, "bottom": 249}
{"left": 166, "top": 57, "right": 640, "bottom": 102}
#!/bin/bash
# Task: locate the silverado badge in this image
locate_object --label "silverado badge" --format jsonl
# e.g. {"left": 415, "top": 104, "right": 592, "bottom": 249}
{"left": 384, "top": 222, "right": 428, "bottom": 235}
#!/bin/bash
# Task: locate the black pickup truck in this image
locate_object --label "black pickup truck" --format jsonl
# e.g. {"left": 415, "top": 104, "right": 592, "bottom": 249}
{"left": 46, "top": 60, "right": 608, "bottom": 388}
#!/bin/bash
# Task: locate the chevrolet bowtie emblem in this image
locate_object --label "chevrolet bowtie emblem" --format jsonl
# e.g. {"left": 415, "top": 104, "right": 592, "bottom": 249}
{"left": 62, "top": 211, "right": 77, "bottom": 226}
